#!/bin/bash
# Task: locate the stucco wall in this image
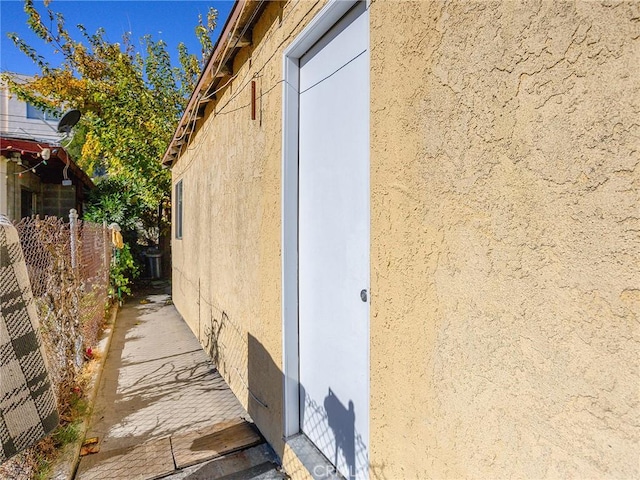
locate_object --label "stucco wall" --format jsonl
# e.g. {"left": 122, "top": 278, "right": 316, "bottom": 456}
{"left": 172, "top": 0, "right": 638, "bottom": 477}
{"left": 170, "top": 0, "right": 328, "bottom": 460}
{"left": 369, "top": 1, "right": 639, "bottom": 478}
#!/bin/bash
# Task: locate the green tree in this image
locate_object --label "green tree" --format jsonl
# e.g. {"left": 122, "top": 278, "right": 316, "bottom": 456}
{"left": 2, "top": 0, "right": 217, "bottom": 225}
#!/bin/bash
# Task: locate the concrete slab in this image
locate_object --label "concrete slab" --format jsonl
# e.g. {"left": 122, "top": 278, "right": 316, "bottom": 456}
{"left": 75, "top": 437, "right": 174, "bottom": 480}
{"left": 250, "top": 470, "right": 289, "bottom": 480}
{"left": 172, "top": 419, "right": 263, "bottom": 469}
{"left": 163, "top": 443, "right": 282, "bottom": 480}
{"left": 76, "top": 290, "right": 254, "bottom": 479}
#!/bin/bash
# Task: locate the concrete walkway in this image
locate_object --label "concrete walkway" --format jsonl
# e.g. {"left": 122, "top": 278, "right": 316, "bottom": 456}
{"left": 75, "top": 287, "right": 285, "bottom": 480}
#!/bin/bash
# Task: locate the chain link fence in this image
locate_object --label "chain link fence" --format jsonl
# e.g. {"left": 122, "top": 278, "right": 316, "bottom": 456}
{"left": 13, "top": 211, "right": 111, "bottom": 396}
{"left": 1, "top": 211, "right": 112, "bottom": 478}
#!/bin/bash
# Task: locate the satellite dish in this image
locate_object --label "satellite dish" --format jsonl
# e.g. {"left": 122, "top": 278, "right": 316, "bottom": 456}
{"left": 57, "top": 109, "right": 81, "bottom": 134}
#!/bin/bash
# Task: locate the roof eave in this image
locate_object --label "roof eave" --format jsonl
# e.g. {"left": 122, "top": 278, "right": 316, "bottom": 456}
{"left": 162, "top": 0, "right": 264, "bottom": 168}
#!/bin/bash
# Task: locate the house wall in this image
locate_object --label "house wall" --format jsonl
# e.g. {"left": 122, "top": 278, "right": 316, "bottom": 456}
{"left": 0, "top": 158, "right": 75, "bottom": 221}
{"left": 2, "top": 159, "right": 42, "bottom": 220}
{"left": 0, "top": 76, "right": 59, "bottom": 143}
{"left": 0, "top": 158, "right": 7, "bottom": 216}
{"left": 171, "top": 0, "right": 638, "bottom": 478}
{"left": 170, "top": 0, "right": 329, "bottom": 464}
{"left": 42, "top": 183, "right": 76, "bottom": 218}
{"left": 368, "top": 1, "right": 638, "bottom": 479}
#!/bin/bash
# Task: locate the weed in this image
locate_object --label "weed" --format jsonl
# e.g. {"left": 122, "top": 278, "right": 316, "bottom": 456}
{"left": 32, "top": 451, "right": 52, "bottom": 480}
{"left": 52, "top": 422, "right": 81, "bottom": 448}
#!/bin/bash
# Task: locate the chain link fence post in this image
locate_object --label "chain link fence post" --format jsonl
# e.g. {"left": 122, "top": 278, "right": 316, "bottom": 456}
{"left": 3, "top": 214, "right": 115, "bottom": 479}
{"left": 69, "top": 208, "right": 79, "bottom": 274}
{"left": 103, "top": 220, "right": 109, "bottom": 285}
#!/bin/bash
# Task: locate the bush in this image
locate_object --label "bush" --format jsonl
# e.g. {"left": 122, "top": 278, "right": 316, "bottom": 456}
{"left": 110, "top": 243, "right": 139, "bottom": 304}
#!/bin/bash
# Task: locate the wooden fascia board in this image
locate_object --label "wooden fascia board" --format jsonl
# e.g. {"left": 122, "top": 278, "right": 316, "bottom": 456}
{"left": 230, "top": 32, "right": 252, "bottom": 48}
{"left": 162, "top": 0, "right": 262, "bottom": 167}
{"left": 0, "top": 136, "right": 94, "bottom": 189}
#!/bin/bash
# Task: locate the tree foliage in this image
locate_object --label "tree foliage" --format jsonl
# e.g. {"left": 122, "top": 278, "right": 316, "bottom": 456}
{"left": 82, "top": 176, "right": 151, "bottom": 242}
{"left": 2, "top": 0, "right": 217, "bottom": 213}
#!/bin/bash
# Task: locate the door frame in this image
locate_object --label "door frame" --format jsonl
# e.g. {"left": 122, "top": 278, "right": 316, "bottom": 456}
{"left": 282, "top": 0, "right": 366, "bottom": 440}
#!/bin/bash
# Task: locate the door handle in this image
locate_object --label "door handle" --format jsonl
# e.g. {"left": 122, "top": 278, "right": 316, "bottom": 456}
{"left": 360, "top": 289, "right": 368, "bottom": 302}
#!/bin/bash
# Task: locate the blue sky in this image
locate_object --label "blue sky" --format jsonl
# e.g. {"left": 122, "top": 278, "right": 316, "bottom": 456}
{"left": 0, "top": 0, "right": 234, "bottom": 75}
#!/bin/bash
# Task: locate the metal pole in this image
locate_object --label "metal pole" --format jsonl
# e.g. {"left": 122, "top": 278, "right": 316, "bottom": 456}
{"left": 103, "top": 220, "right": 109, "bottom": 284}
{"left": 69, "top": 208, "right": 78, "bottom": 272}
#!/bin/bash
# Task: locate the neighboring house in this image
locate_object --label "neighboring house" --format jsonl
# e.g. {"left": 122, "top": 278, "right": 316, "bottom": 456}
{"left": 163, "top": 1, "right": 638, "bottom": 479}
{"left": 0, "top": 75, "right": 93, "bottom": 220}
{"left": 0, "top": 136, "right": 94, "bottom": 219}
{"left": 1, "top": 73, "right": 61, "bottom": 144}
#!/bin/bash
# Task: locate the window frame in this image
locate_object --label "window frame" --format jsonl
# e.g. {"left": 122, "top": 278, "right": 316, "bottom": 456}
{"left": 175, "top": 179, "right": 183, "bottom": 239}
{"left": 26, "top": 103, "right": 61, "bottom": 122}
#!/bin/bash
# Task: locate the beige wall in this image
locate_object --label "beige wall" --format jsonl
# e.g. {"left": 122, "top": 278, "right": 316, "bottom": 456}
{"left": 369, "top": 1, "right": 638, "bottom": 478}
{"left": 172, "top": 0, "right": 638, "bottom": 478}
{"left": 171, "top": 0, "right": 329, "bottom": 459}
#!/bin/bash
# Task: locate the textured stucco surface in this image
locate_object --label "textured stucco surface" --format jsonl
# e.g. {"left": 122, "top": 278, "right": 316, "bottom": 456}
{"left": 172, "top": 0, "right": 639, "bottom": 478}
{"left": 369, "top": 1, "right": 639, "bottom": 478}
{"left": 170, "top": 0, "right": 328, "bottom": 463}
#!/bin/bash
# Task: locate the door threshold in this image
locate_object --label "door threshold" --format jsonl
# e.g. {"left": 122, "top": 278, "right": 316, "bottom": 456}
{"left": 284, "top": 433, "right": 345, "bottom": 480}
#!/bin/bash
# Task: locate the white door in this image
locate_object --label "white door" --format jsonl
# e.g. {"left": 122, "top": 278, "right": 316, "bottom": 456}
{"left": 298, "top": 3, "right": 369, "bottom": 480}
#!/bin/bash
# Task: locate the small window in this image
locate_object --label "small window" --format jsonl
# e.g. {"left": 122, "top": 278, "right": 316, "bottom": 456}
{"left": 175, "top": 180, "right": 183, "bottom": 239}
{"left": 26, "top": 103, "right": 61, "bottom": 121}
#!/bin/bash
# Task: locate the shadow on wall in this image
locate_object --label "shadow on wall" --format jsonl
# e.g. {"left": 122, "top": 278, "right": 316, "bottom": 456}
{"left": 198, "top": 301, "right": 247, "bottom": 390}
{"left": 246, "top": 334, "right": 379, "bottom": 480}
{"left": 194, "top": 300, "right": 388, "bottom": 479}
{"left": 325, "top": 389, "right": 356, "bottom": 478}
{"left": 299, "top": 384, "right": 360, "bottom": 480}
{"left": 202, "top": 309, "right": 228, "bottom": 367}
{"left": 246, "top": 333, "right": 281, "bottom": 452}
